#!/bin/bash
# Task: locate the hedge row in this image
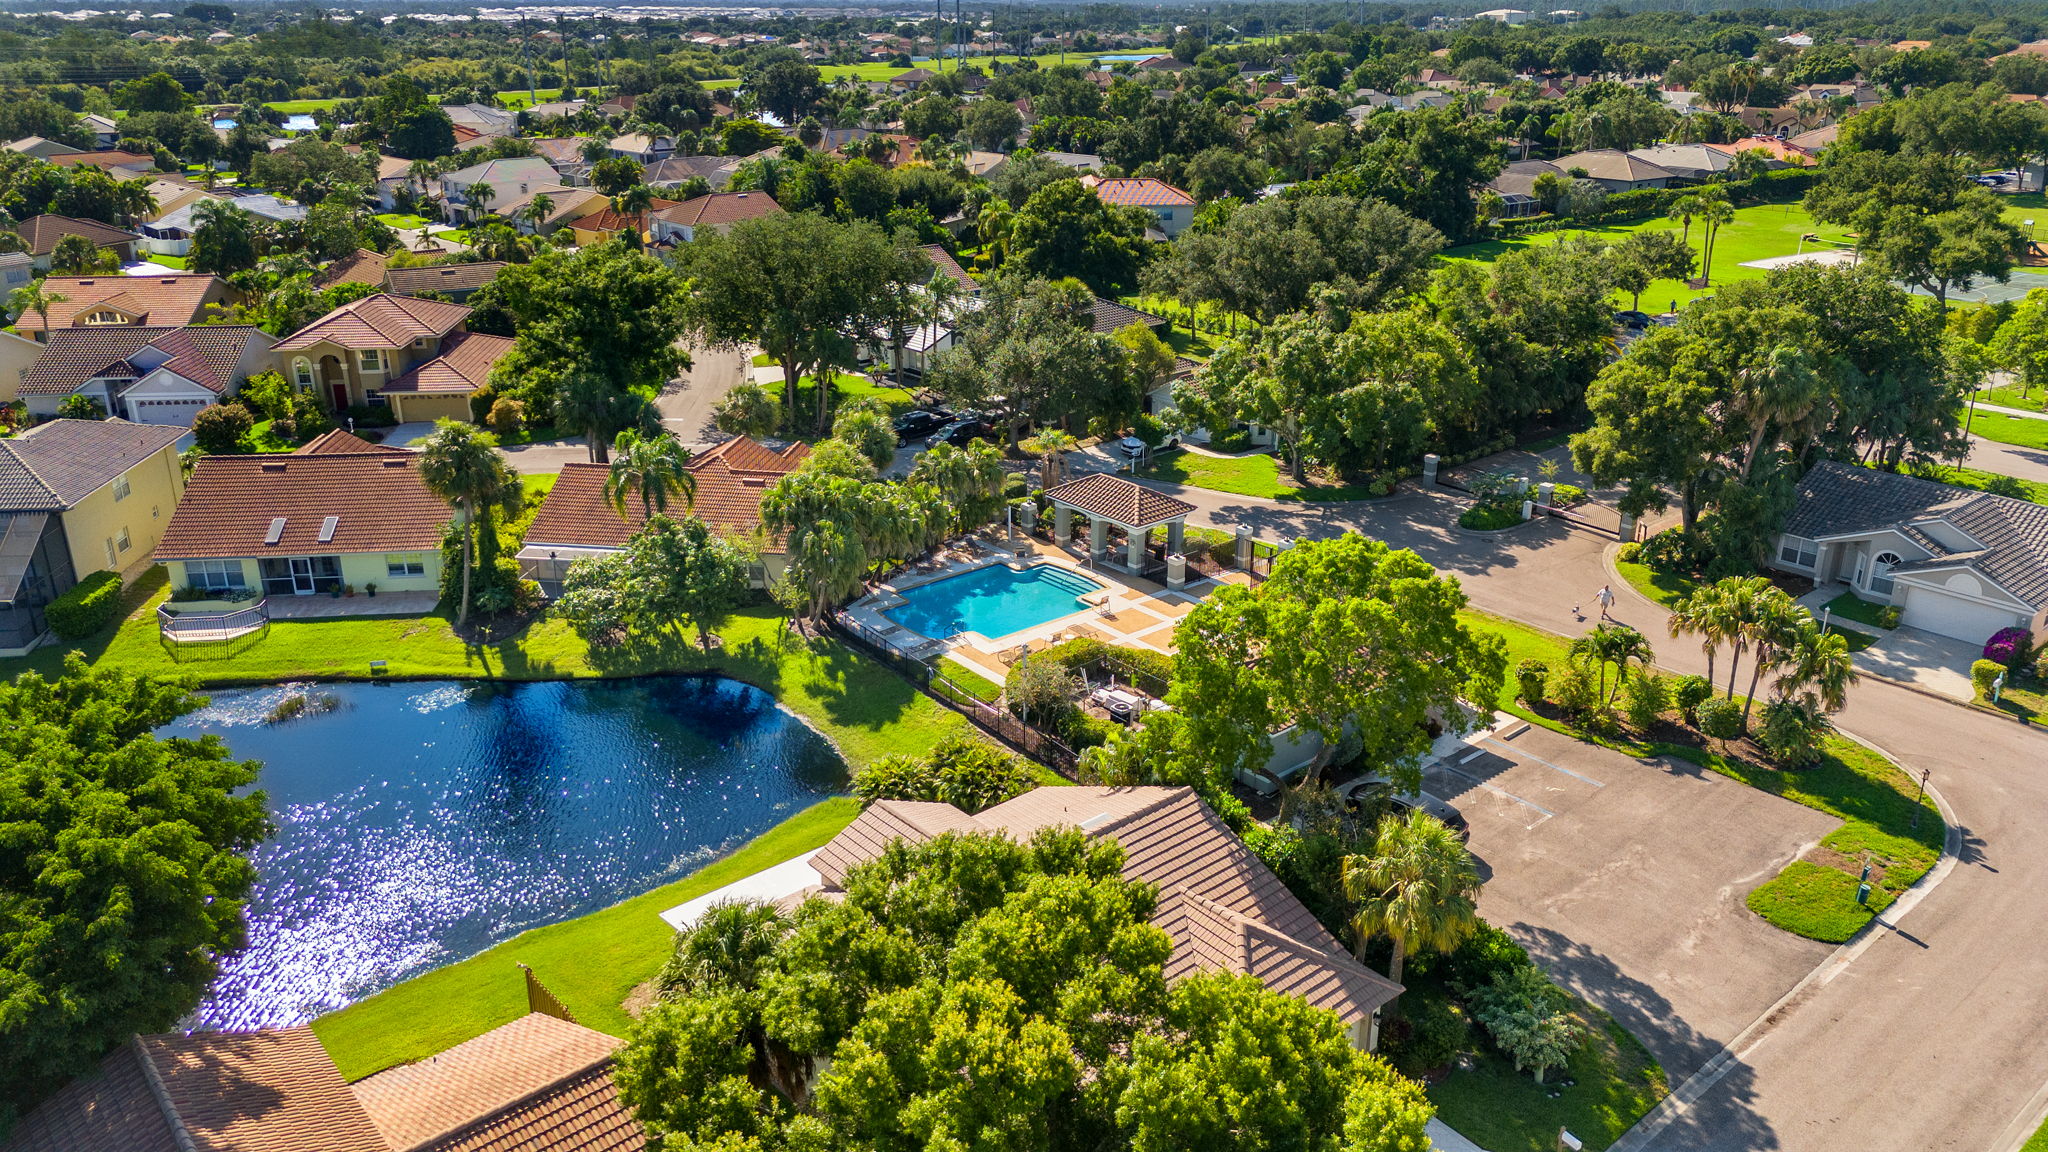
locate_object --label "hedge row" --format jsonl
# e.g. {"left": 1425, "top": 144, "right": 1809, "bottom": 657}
{"left": 1494, "top": 166, "right": 1820, "bottom": 238}
{"left": 46, "top": 571, "right": 123, "bottom": 640}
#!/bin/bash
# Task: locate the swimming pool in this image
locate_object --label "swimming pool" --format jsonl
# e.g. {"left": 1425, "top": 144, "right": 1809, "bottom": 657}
{"left": 885, "top": 564, "right": 1104, "bottom": 639}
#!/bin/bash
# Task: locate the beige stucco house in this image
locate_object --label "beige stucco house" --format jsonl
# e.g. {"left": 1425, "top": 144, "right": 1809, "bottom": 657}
{"left": 272, "top": 293, "right": 510, "bottom": 423}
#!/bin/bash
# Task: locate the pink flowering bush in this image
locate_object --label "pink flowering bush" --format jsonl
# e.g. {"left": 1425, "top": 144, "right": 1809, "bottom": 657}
{"left": 1985, "top": 627, "right": 2030, "bottom": 667}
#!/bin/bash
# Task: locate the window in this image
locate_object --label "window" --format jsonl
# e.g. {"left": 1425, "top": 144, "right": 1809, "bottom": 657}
{"left": 293, "top": 358, "right": 314, "bottom": 388}
{"left": 1871, "top": 551, "right": 1902, "bottom": 597}
{"left": 1778, "top": 536, "right": 1817, "bottom": 569}
{"left": 386, "top": 553, "right": 427, "bottom": 578}
{"left": 103, "top": 539, "right": 116, "bottom": 567}
{"left": 360, "top": 349, "right": 383, "bottom": 372}
{"left": 112, "top": 475, "right": 131, "bottom": 502}
{"left": 367, "top": 389, "right": 386, "bottom": 407}
{"left": 83, "top": 310, "right": 126, "bottom": 325}
{"left": 116, "top": 528, "right": 130, "bottom": 553}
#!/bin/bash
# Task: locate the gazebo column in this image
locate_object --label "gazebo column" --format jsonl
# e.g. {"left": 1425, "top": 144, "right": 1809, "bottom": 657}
{"left": 1053, "top": 503, "right": 1072, "bottom": 542}
{"left": 1166, "top": 519, "right": 1185, "bottom": 557}
{"left": 1127, "top": 524, "right": 1148, "bottom": 570}
{"left": 1089, "top": 517, "right": 1108, "bottom": 560}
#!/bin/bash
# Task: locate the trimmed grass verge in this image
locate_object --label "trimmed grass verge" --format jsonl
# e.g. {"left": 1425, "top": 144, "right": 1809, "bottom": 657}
{"left": 312, "top": 797, "right": 861, "bottom": 1081}
{"left": 1822, "top": 590, "right": 1895, "bottom": 631}
{"left": 374, "top": 212, "right": 431, "bottom": 229}
{"left": 940, "top": 661, "right": 1004, "bottom": 703}
{"left": 1969, "top": 410, "right": 2048, "bottom": 451}
{"left": 1136, "top": 449, "right": 1379, "bottom": 502}
{"left": 1906, "top": 461, "right": 2048, "bottom": 507}
{"left": 0, "top": 571, "right": 975, "bottom": 772}
{"left": 1464, "top": 610, "right": 1943, "bottom": 944}
{"left": 1615, "top": 559, "right": 1695, "bottom": 610}
{"left": 1980, "top": 385, "right": 2048, "bottom": 413}
{"left": 1427, "top": 994, "right": 1668, "bottom": 1152}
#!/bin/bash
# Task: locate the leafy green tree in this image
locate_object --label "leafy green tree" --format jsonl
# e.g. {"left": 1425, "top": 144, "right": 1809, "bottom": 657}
{"left": 1343, "top": 810, "right": 1482, "bottom": 994}
{"left": 711, "top": 381, "right": 781, "bottom": 438}
{"left": 1009, "top": 178, "right": 1149, "bottom": 294}
{"left": 1170, "top": 534, "right": 1506, "bottom": 794}
{"left": 49, "top": 233, "right": 111, "bottom": 275}
{"left": 1183, "top": 145, "right": 1269, "bottom": 204}
{"left": 906, "top": 438, "right": 1007, "bottom": 532}
{"left": 590, "top": 155, "right": 644, "bottom": 195}
{"left": 851, "top": 735, "right": 1036, "bottom": 813}
{"left": 418, "top": 419, "right": 517, "bottom": 627}
{"left": 962, "top": 98, "right": 1024, "bottom": 151}
{"left": 0, "top": 657, "right": 272, "bottom": 1108}
{"left": 924, "top": 273, "right": 1135, "bottom": 448}
{"left": 1990, "top": 288, "right": 2048, "bottom": 398}
{"left": 1330, "top": 105, "right": 1506, "bottom": 244}
{"left": 190, "top": 402, "right": 253, "bottom": 453}
{"left": 761, "top": 469, "right": 949, "bottom": 621}
{"left": 1805, "top": 150, "right": 2027, "bottom": 308}
{"left": 1609, "top": 229, "right": 1694, "bottom": 311}
{"left": 190, "top": 198, "right": 261, "bottom": 275}
{"left": 604, "top": 429, "right": 695, "bottom": 517}
{"left": 1551, "top": 82, "right": 1676, "bottom": 151}
{"left": 121, "top": 71, "right": 193, "bottom": 113}
{"left": 1468, "top": 965, "right": 1583, "bottom": 1082}
{"left": 744, "top": 53, "right": 823, "bottom": 125}
{"left": 1145, "top": 195, "right": 1443, "bottom": 324}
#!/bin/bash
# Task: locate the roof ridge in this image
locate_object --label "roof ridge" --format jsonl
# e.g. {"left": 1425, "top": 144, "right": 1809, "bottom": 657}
{"left": 394, "top": 1053, "right": 617, "bottom": 1152}
{"left": 128, "top": 1036, "right": 201, "bottom": 1152}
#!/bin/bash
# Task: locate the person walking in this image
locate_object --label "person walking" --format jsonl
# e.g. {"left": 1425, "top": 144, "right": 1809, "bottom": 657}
{"left": 1595, "top": 583, "right": 1616, "bottom": 620}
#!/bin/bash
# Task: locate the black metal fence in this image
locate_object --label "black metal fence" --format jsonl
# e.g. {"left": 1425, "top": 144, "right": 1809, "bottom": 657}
{"left": 157, "top": 598, "right": 270, "bottom": 650}
{"left": 829, "top": 614, "right": 1081, "bottom": 773}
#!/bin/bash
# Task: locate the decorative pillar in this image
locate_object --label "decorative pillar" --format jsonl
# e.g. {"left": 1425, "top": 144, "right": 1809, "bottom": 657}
{"left": 1126, "top": 524, "right": 1148, "bottom": 570}
{"left": 1422, "top": 453, "right": 1440, "bottom": 487}
{"left": 1537, "top": 482, "right": 1555, "bottom": 507}
{"left": 1165, "top": 519, "right": 1185, "bottom": 558}
{"left": 1089, "top": 517, "right": 1108, "bottom": 560}
{"left": 1617, "top": 512, "right": 1637, "bottom": 541}
{"left": 1053, "top": 503, "right": 1072, "bottom": 542}
{"left": 1235, "top": 527, "right": 1254, "bottom": 569}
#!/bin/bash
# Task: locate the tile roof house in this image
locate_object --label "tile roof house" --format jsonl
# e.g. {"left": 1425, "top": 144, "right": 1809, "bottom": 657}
{"left": 156, "top": 434, "right": 452, "bottom": 599}
{"left": 642, "top": 153, "right": 745, "bottom": 192}
{"left": 13, "top": 273, "right": 236, "bottom": 340}
{"left": 439, "top": 156, "right": 559, "bottom": 222}
{"left": 49, "top": 150, "right": 156, "bottom": 178}
{"left": 139, "top": 193, "right": 307, "bottom": 257}
{"left": 562, "top": 198, "right": 681, "bottom": 246}
{"left": 785, "top": 786, "right": 1401, "bottom": 1048}
{"left": 1625, "top": 142, "right": 1735, "bottom": 180}
{"left": 920, "top": 243, "right": 978, "bottom": 295}
{"left": 1, "top": 1013, "right": 646, "bottom": 1152}
{"left": 383, "top": 260, "right": 509, "bottom": 302}
{"left": 1552, "top": 148, "right": 1676, "bottom": 191}
{"left": 314, "top": 247, "right": 393, "bottom": 290}
{"left": 1771, "top": 461, "right": 2048, "bottom": 644}
{"left": 0, "top": 419, "right": 185, "bottom": 653}
{"left": 607, "top": 133, "right": 677, "bottom": 163}
{"left": 514, "top": 186, "right": 608, "bottom": 235}
{"left": 518, "top": 436, "right": 809, "bottom": 590}
{"left": 16, "top": 214, "right": 140, "bottom": 270}
{"left": 1708, "top": 135, "right": 1815, "bottom": 166}
{"left": 649, "top": 191, "right": 784, "bottom": 244}
{"left": 274, "top": 294, "right": 500, "bottom": 423}
{"left": 1082, "top": 176, "right": 1197, "bottom": 237}
{"left": 19, "top": 324, "right": 274, "bottom": 425}
{"left": 1786, "top": 123, "right": 1840, "bottom": 156}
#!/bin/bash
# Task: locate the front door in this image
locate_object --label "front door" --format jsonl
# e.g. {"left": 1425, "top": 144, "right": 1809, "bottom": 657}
{"left": 330, "top": 381, "right": 349, "bottom": 412}
{"left": 289, "top": 556, "right": 315, "bottom": 594}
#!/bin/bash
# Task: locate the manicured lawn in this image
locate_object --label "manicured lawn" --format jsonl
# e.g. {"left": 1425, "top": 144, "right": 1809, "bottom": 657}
{"left": 1822, "top": 590, "right": 1896, "bottom": 631}
{"left": 786, "top": 373, "right": 920, "bottom": 422}
{"left": 520, "top": 472, "right": 557, "bottom": 502}
{"left": 1463, "top": 611, "right": 1944, "bottom": 944}
{"left": 1447, "top": 199, "right": 1839, "bottom": 310}
{"left": 145, "top": 253, "right": 189, "bottom": 270}
{"left": 2026, "top": 1114, "right": 2048, "bottom": 1152}
{"left": 245, "top": 419, "right": 300, "bottom": 454}
{"left": 1905, "top": 462, "right": 2048, "bottom": 507}
{"left": 1746, "top": 860, "right": 1890, "bottom": 942}
{"left": 1615, "top": 559, "right": 1695, "bottom": 610}
{"left": 374, "top": 212, "right": 431, "bottom": 229}
{"left": 939, "top": 660, "right": 1004, "bottom": 703}
{"left": 1428, "top": 995, "right": 1668, "bottom": 1152}
{"left": 263, "top": 98, "right": 340, "bottom": 114}
{"left": 1977, "top": 667, "right": 2048, "bottom": 725}
{"left": 312, "top": 797, "right": 861, "bottom": 1081}
{"left": 1968, "top": 410, "right": 2048, "bottom": 450}
{"left": 0, "top": 570, "right": 975, "bottom": 773}
{"left": 1980, "top": 385, "right": 2048, "bottom": 413}
{"left": 1136, "top": 449, "right": 1379, "bottom": 502}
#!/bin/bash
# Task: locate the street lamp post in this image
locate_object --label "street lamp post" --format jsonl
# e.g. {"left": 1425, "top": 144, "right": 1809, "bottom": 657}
{"left": 1911, "top": 767, "right": 1932, "bottom": 832}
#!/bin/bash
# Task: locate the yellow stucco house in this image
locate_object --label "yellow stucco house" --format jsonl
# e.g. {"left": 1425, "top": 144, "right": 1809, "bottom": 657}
{"left": 0, "top": 419, "right": 186, "bottom": 654}
{"left": 154, "top": 430, "right": 451, "bottom": 600}
{"left": 271, "top": 294, "right": 513, "bottom": 425}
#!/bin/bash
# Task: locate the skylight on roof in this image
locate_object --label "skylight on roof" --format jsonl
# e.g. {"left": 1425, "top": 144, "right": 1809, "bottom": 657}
{"left": 264, "top": 517, "right": 287, "bottom": 545}
{"left": 318, "top": 515, "right": 338, "bottom": 542}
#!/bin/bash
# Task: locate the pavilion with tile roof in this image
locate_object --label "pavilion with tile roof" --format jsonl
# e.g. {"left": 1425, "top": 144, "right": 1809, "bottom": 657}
{"left": 1041, "top": 472, "right": 1195, "bottom": 575}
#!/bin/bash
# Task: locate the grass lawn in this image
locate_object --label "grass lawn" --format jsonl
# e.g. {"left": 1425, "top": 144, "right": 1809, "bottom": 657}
{"left": 494, "top": 422, "right": 562, "bottom": 447}
{"left": 262, "top": 98, "right": 340, "bottom": 114}
{"left": 1463, "top": 610, "right": 1943, "bottom": 944}
{"left": 938, "top": 660, "right": 1004, "bottom": 703}
{"left": 1428, "top": 995, "right": 1668, "bottom": 1152}
{"left": 245, "top": 419, "right": 299, "bottom": 454}
{"left": 1615, "top": 559, "right": 1696, "bottom": 610}
{"left": 374, "top": 212, "right": 431, "bottom": 230}
{"left": 1979, "top": 385, "right": 2048, "bottom": 413}
{"left": 786, "top": 373, "right": 920, "bottom": 422}
{"left": 146, "top": 253, "right": 189, "bottom": 270}
{"left": 0, "top": 569, "right": 975, "bottom": 773}
{"left": 1905, "top": 462, "right": 2048, "bottom": 507}
{"left": 1977, "top": 666, "right": 2048, "bottom": 725}
{"left": 519, "top": 472, "right": 558, "bottom": 502}
{"left": 1822, "top": 590, "right": 1896, "bottom": 631}
{"left": 1967, "top": 410, "right": 2048, "bottom": 450}
{"left": 312, "top": 797, "right": 860, "bottom": 1080}
{"left": 1136, "top": 449, "right": 1379, "bottom": 502}
{"left": 2027, "top": 1115, "right": 2048, "bottom": 1152}
{"left": 1446, "top": 199, "right": 1838, "bottom": 310}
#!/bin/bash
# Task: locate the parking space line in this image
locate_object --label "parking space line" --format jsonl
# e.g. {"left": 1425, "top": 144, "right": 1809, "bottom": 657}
{"left": 1481, "top": 736, "right": 1606, "bottom": 788}
{"left": 1438, "top": 762, "right": 1556, "bottom": 821}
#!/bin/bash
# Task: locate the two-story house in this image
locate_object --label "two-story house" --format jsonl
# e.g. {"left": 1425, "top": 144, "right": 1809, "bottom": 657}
{"left": 0, "top": 419, "right": 186, "bottom": 654}
{"left": 14, "top": 274, "right": 238, "bottom": 342}
{"left": 272, "top": 293, "right": 512, "bottom": 423}
{"left": 438, "top": 156, "right": 559, "bottom": 223}
{"left": 19, "top": 325, "right": 275, "bottom": 425}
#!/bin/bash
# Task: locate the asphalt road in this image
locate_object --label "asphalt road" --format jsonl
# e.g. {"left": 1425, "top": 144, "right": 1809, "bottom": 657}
{"left": 1136, "top": 468, "right": 2048, "bottom": 1152}
{"left": 493, "top": 341, "right": 752, "bottom": 475}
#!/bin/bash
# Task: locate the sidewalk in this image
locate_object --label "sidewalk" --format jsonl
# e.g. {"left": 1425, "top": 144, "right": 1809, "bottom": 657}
{"left": 1428, "top": 1119, "right": 1492, "bottom": 1152}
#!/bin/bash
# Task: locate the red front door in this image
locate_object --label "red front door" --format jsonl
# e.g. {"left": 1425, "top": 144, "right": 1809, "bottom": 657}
{"left": 330, "top": 382, "right": 349, "bottom": 411}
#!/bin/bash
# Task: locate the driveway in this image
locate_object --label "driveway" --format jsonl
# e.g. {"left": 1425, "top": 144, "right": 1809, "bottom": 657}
{"left": 658, "top": 341, "right": 750, "bottom": 445}
{"left": 1853, "top": 626, "right": 1981, "bottom": 702}
{"left": 1446, "top": 721, "right": 1837, "bottom": 1081}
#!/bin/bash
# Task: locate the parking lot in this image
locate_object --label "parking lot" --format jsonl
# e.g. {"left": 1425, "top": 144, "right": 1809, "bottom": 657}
{"left": 1439, "top": 720, "right": 1839, "bottom": 1080}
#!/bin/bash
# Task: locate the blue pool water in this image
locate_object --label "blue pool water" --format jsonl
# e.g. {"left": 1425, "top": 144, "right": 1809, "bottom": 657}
{"left": 157, "top": 676, "right": 843, "bottom": 1029}
{"left": 885, "top": 564, "right": 1103, "bottom": 639}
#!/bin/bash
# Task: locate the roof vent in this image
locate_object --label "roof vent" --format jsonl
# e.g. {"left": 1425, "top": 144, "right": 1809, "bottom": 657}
{"left": 1078, "top": 812, "right": 1115, "bottom": 830}
{"left": 381, "top": 458, "right": 407, "bottom": 468}
{"left": 259, "top": 462, "right": 286, "bottom": 472}
{"left": 263, "top": 517, "right": 287, "bottom": 545}
{"left": 318, "top": 515, "right": 338, "bottom": 542}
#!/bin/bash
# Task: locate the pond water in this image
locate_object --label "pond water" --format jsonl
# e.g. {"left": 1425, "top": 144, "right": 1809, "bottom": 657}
{"left": 158, "top": 677, "right": 844, "bottom": 1030}
{"left": 282, "top": 113, "right": 317, "bottom": 131}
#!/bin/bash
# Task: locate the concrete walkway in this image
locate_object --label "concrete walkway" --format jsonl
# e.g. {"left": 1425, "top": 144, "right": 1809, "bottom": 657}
{"left": 1427, "top": 1119, "right": 1492, "bottom": 1152}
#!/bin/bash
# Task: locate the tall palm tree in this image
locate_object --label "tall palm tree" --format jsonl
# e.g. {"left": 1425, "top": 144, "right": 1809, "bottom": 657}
{"left": 1695, "top": 188, "right": 1735, "bottom": 285}
{"left": 975, "top": 195, "right": 1015, "bottom": 269}
{"left": 1667, "top": 192, "right": 1702, "bottom": 261}
{"left": 523, "top": 192, "right": 554, "bottom": 235}
{"left": 1729, "top": 344, "right": 1822, "bottom": 481}
{"left": 1668, "top": 582, "right": 1728, "bottom": 687}
{"left": 467, "top": 180, "right": 497, "bottom": 218}
{"left": 1742, "top": 598, "right": 1808, "bottom": 724}
{"left": 1571, "top": 623, "right": 1654, "bottom": 707}
{"left": 1027, "top": 428, "right": 1079, "bottom": 489}
{"left": 1343, "top": 810, "right": 1483, "bottom": 1004}
{"left": 1772, "top": 619, "right": 1859, "bottom": 712}
{"left": 418, "top": 419, "right": 515, "bottom": 628}
{"left": 9, "top": 282, "right": 66, "bottom": 339}
{"left": 604, "top": 429, "right": 695, "bottom": 518}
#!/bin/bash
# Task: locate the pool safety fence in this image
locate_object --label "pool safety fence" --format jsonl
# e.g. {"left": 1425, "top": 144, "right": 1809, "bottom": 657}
{"left": 830, "top": 612, "right": 1081, "bottom": 774}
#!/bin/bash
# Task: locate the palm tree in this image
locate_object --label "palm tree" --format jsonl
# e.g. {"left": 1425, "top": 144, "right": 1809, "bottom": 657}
{"left": 523, "top": 192, "right": 554, "bottom": 235}
{"left": 1668, "top": 192, "right": 1702, "bottom": 262}
{"left": 1571, "top": 624, "right": 1655, "bottom": 707}
{"left": 1729, "top": 344, "right": 1822, "bottom": 482}
{"left": 1742, "top": 598, "right": 1808, "bottom": 724}
{"left": 659, "top": 899, "right": 785, "bottom": 994}
{"left": 1772, "top": 619, "right": 1859, "bottom": 712}
{"left": 975, "top": 195, "right": 1015, "bottom": 269}
{"left": 1343, "top": 810, "right": 1483, "bottom": 1004}
{"left": 1695, "top": 188, "right": 1735, "bottom": 285}
{"left": 604, "top": 429, "right": 695, "bottom": 518}
{"left": 467, "top": 180, "right": 496, "bottom": 218}
{"left": 1026, "top": 428, "right": 1079, "bottom": 490}
{"left": 9, "top": 282, "right": 66, "bottom": 339}
{"left": 1668, "top": 582, "right": 1727, "bottom": 687}
{"left": 418, "top": 419, "right": 516, "bottom": 628}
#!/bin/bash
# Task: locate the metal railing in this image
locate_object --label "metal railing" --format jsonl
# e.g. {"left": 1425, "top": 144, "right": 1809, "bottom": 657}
{"left": 158, "top": 598, "right": 270, "bottom": 646}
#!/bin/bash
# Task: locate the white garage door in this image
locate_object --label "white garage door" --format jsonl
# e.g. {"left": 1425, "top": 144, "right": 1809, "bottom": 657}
{"left": 127, "top": 398, "right": 209, "bottom": 427}
{"left": 1900, "top": 587, "right": 2024, "bottom": 645}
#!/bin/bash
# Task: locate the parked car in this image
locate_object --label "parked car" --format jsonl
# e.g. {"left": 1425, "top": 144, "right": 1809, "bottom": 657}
{"left": 1119, "top": 432, "right": 1181, "bottom": 458}
{"left": 893, "top": 407, "right": 953, "bottom": 443}
{"left": 1337, "top": 774, "right": 1469, "bottom": 838}
{"left": 926, "top": 417, "right": 995, "bottom": 448}
{"left": 1613, "top": 310, "right": 1650, "bottom": 330}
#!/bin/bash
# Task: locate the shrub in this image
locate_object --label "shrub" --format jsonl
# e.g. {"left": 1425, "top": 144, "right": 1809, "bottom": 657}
{"left": 1985, "top": 626, "right": 2032, "bottom": 667}
{"left": 1206, "top": 426, "right": 1253, "bottom": 453}
{"left": 468, "top": 383, "right": 498, "bottom": 424}
{"left": 1756, "top": 698, "right": 1830, "bottom": 767}
{"left": 1006, "top": 653, "right": 1084, "bottom": 725}
{"left": 1458, "top": 502, "right": 1523, "bottom": 531}
{"left": 1514, "top": 658, "right": 1548, "bottom": 703}
{"left": 1444, "top": 920, "right": 1532, "bottom": 995}
{"left": 850, "top": 735, "right": 1037, "bottom": 813}
{"left": 1671, "top": 675, "right": 1714, "bottom": 725}
{"left": 1638, "top": 526, "right": 1705, "bottom": 574}
{"left": 487, "top": 395, "right": 526, "bottom": 435}
{"left": 1620, "top": 670, "right": 1668, "bottom": 733}
{"left": 1876, "top": 604, "right": 1902, "bottom": 630}
{"left": 1551, "top": 483, "right": 1585, "bottom": 505}
{"left": 1973, "top": 658, "right": 2006, "bottom": 698}
{"left": 1382, "top": 990, "right": 1470, "bottom": 1077}
{"left": 1548, "top": 661, "right": 1598, "bottom": 718}
{"left": 238, "top": 371, "right": 296, "bottom": 420}
{"left": 56, "top": 394, "right": 106, "bottom": 420}
{"left": 1469, "top": 964, "right": 1585, "bottom": 1082}
{"left": 1615, "top": 541, "right": 1642, "bottom": 564}
{"left": 1697, "top": 696, "right": 1746, "bottom": 744}
{"left": 191, "top": 402, "right": 254, "bottom": 454}
{"left": 45, "top": 570, "right": 123, "bottom": 640}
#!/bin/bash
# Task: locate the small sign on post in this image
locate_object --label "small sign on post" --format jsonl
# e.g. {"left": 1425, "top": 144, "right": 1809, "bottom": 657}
{"left": 1559, "top": 1129, "right": 1584, "bottom": 1151}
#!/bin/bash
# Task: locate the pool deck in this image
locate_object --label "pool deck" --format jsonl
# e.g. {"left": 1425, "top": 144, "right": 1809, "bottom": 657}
{"left": 843, "top": 533, "right": 1246, "bottom": 685}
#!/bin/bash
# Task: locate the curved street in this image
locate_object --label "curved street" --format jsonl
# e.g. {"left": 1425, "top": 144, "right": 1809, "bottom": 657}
{"left": 1130, "top": 465, "right": 2048, "bottom": 1152}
